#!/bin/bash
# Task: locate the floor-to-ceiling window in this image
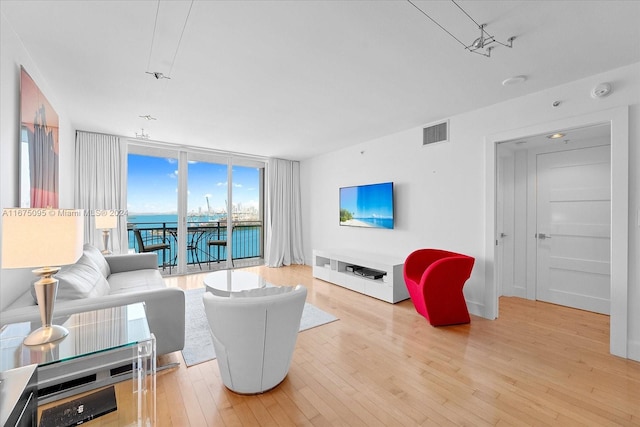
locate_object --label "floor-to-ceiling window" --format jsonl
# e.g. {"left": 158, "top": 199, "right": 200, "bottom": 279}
{"left": 230, "top": 160, "right": 265, "bottom": 264}
{"left": 127, "top": 143, "right": 265, "bottom": 275}
{"left": 127, "top": 150, "right": 179, "bottom": 271}
{"left": 186, "top": 153, "right": 229, "bottom": 272}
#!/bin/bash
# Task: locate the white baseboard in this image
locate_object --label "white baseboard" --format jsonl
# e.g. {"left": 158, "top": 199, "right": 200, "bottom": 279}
{"left": 627, "top": 339, "right": 640, "bottom": 362}
{"left": 467, "top": 300, "right": 486, "bottom": 319}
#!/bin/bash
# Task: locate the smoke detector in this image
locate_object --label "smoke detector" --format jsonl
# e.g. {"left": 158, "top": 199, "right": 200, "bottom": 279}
{"left": 591, "top": 83, "right": 612, "bottom": 99}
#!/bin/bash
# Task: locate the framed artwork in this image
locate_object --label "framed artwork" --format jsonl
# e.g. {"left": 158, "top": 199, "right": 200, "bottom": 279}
{"left": 20, "top": 66, "right": 59, "bottom": 208}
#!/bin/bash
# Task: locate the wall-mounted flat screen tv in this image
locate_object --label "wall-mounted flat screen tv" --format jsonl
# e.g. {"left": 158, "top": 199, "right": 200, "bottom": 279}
{"left": 339, "top": 182, "right": 394, "bottom": 229}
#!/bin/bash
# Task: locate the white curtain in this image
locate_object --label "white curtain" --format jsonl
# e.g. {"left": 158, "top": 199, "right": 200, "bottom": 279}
{"left": 75, "top": 131, "right": 127, "bottom": 253}
{"left": 265, "top": 158, "right": 304, "bottom": 267}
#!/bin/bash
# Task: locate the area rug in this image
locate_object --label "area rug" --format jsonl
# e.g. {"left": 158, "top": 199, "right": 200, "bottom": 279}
{"left": 181, "top": 287, "right": 338, "bottom": 367}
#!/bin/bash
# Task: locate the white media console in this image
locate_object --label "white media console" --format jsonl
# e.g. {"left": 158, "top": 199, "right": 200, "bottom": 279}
{"left": 312, "top": 249, "right": 409, "bottom": 303}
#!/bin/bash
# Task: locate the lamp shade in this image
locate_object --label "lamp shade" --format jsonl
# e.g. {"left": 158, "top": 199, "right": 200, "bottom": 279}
{"left": 95, "top": 213, "right": 118, "bottom": 229}
{"left": 1, "top": 208, "right": 84, "bottom": 269}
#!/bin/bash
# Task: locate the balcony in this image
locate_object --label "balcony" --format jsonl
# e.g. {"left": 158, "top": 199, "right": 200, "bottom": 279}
{"left": 127, "top": 221, "right": 263, "bottom": 275}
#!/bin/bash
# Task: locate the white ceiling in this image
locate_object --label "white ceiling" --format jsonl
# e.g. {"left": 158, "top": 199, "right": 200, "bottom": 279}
{"left": 2, "top": 1, "right": 639, "bottom": 160}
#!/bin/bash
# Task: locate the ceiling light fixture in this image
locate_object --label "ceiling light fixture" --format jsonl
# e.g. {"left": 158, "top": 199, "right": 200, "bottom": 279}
{"left": 407, "top": 0, "right": 515, "bottom": 58}
{"left": 145, "top": 71, "right": 171, "bottom": 80}
{"left": 135, "top": 128, "right": 150, "bottom": 140}
{"left": 502, "top": 75, "right": 527, "bottom": 86}
{"left": 467, "top": 23, "right": 515, "bottom": 57}
{"left": 144, "top": 0, "right": 194, "bottom": 82}
{"left": 547, "top": 133, "right": 565, "bottom": 139}
{"left": 139, "top": 115, "right": 157, "bottom": 121}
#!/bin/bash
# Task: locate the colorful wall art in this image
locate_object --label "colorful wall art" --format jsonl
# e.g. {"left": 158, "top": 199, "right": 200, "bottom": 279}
{"left": 20, "top": 66, "right": 59, "bottom": 208}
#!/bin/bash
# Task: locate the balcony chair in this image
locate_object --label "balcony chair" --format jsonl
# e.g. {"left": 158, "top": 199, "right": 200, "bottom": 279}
{"left": 133, "top": 228, "right": 172, "bottom": 273}
{"left": 203, "top": 285, "right": 307, "bottom": 394}
{"left": 186, "top": 228, "right": 206, "bottom": 270}
{"left": 207, "top": 239, "right": 227, "bottom": 267}
{"left": 403, "top": 249, "right": 475, "bottom": 326}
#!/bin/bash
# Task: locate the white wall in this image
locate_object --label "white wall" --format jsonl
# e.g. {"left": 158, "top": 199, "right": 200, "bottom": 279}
{"left": 1, "top": 13, "right": 75, "bottom": 309}
{"left": 301, "top": 62, "right": 640, "bottom": 361}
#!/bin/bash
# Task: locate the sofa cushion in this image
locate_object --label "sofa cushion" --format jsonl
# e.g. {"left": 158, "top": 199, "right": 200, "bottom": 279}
{"left": 53, "top": 253, "right": 111, "bottom": 301}
{"left": 82, "top": 244, "right": 111, "bottom": 278}
{"left": 230, "top": 285, "right": 293, "bottom": 298}
{"left": 107, "top": 269, "right": 165, "bottom": 294}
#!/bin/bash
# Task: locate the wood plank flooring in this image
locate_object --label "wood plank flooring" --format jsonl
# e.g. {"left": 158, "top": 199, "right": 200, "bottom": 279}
{"left": 39, "top": 265, "right": 640, "bottom": 426}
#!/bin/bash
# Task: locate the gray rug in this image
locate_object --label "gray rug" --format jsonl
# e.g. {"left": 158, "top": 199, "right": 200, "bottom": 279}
{"left": 181, "top": 287, "right": 338, "bottom": 367}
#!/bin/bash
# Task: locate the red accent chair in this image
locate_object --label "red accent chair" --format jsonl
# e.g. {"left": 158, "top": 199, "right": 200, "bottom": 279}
{"left": 403, "top": 249, "right": 475, "bottom": 326}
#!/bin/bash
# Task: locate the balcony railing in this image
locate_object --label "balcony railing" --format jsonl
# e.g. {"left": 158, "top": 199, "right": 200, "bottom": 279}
{"left": 127, "top": 221, "right": 263, "bottom": 271}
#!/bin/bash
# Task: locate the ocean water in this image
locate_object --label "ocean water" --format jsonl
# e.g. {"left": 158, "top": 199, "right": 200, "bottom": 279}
{"left": 127, "top": 214, "right": 261, "bottom": 262}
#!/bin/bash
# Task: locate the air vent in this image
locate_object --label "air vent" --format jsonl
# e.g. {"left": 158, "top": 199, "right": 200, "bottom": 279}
{"left": 423, "top": 121, "right": 449, "bottom": 146}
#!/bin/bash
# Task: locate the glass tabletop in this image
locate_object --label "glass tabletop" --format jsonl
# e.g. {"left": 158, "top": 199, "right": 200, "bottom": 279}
{"left": 203, "top": 269, "right": 269, "bottom": 296}
{"left": 0, "top": 303, "right": 151, "bottom": 372}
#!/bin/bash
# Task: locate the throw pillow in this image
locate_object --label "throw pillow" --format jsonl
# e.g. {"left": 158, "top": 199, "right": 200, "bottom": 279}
{"left": 230, "top": 285, "right": 294, "bottom": 298}
{"left": 82, "top": 243, "right": 111, "bottom": 278}
{"left": 54, "top": 253, "right": 111, "bottom": 301}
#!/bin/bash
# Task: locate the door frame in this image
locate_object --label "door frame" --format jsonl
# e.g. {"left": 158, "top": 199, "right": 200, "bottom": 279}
{"left": 484, "top": 106, "right": 629, "bottom": 358}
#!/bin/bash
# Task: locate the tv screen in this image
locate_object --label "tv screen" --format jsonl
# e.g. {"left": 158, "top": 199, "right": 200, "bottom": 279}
{"left": 339, "top": 182, "right": 394, "bottom": 229}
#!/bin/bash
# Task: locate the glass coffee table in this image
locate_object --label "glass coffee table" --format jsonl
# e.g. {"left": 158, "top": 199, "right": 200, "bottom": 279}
{"left": 203, "top": 270, "right": 268, "bottom": 296}
{"left": 0, "top": 303, "right": 156, "bottom": 425}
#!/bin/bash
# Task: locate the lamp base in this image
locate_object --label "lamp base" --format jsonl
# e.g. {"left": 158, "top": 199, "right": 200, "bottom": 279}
{"left": 101, "top": 229, "right": 112, "bottom": 255}
{"left": 24, "top": 324, "right": 69, "bottom": 346}
{"left": 28, "top": 268, "right": 68, "bottom": 346}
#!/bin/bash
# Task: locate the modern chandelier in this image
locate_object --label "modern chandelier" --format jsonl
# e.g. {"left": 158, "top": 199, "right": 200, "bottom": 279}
{"left": 135, "top": 128, "right": 150, "bottom": 140}
{"left": 407, "top": 0, "right": 515, "bottom": 58}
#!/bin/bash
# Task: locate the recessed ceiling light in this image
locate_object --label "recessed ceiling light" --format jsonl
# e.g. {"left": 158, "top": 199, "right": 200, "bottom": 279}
{"left": 502, "top": 75, "right": 527, "bottom": 86}
{"left": 547, "top": 133, "right": 565, "bottom": 139}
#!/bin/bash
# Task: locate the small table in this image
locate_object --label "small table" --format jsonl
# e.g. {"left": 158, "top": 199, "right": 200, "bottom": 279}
{"left": 204, "top": 270, "right": 268, "bottom": 296}
{"left": 0, "top": 303, "right": 156, "bottom": 425}
{"left": 0, "top": 364, "right": 37, "bottom": 426}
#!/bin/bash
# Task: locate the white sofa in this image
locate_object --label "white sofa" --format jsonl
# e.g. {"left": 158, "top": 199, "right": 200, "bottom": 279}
{"left": 203, "top": 285, "right": 307, "bottom": 394}
{"left": 0, "top": 244, "right": 185, "bottom": 356}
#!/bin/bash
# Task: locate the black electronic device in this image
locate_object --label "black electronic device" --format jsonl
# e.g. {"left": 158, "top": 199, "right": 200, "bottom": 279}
{"left": 353, "top": 268, "right": 386, "bottom": 280}
{"left": 39, "top": 386, "right": 117, "bottom": 427}
{"left": 345, "top": 264, "right": 363, "bottom": 273}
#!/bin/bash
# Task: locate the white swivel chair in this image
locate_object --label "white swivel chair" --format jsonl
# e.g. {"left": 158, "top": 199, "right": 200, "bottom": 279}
{"left": 202, "top": 285, "right": 307, "bottom": 394}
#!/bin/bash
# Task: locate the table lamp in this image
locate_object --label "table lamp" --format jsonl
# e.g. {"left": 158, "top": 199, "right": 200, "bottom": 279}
{"left": 95, "top": 212, "right": 117, "bottom": 255}
{"left": 1, "top": 208, "right": 84, "bottom": 345}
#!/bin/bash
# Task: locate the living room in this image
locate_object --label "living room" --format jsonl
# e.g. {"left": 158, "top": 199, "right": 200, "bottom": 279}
{"left": 1, "top": 1, "right": 640, "bottom": 425}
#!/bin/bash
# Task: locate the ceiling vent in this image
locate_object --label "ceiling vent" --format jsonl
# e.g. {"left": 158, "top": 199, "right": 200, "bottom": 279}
{"left": 423, "top": 120, "right": 449, "bottom": 146}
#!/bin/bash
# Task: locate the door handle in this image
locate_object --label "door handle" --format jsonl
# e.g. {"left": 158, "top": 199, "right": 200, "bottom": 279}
{"left": 537, "top": 233, "right": 552, "bottom": 240}
{"left": 500, "top": 233, "right": 508, "bottom": 238}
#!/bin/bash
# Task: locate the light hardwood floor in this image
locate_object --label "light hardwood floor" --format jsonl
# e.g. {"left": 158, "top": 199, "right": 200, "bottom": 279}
{"left": 41, "top": 265, "right": 640, "bottom": 426}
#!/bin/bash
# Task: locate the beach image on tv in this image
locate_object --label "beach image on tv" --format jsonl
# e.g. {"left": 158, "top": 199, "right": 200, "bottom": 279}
{"left": 339, "top": 182, "right": 394, "bottom": 229}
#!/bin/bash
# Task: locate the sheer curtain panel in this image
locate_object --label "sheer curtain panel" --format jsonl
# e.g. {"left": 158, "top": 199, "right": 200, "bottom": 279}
{"left": 75, "top": 131, "right": 127, "bottom": 253}
{"left": 265, "top": 158, "right": 304, "bottom": 267}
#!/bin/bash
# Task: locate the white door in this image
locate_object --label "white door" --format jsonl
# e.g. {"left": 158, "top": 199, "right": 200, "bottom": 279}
{"left": 536, "top": 145, "right": 611, "bottom": 314}
{"left": 497, "top": 154, "right": 515, "bottom": 296}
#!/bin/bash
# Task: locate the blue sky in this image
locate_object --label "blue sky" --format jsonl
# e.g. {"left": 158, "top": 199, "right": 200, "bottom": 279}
{"left": 127, "top": 154, "right": 260, "bottom": 214}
